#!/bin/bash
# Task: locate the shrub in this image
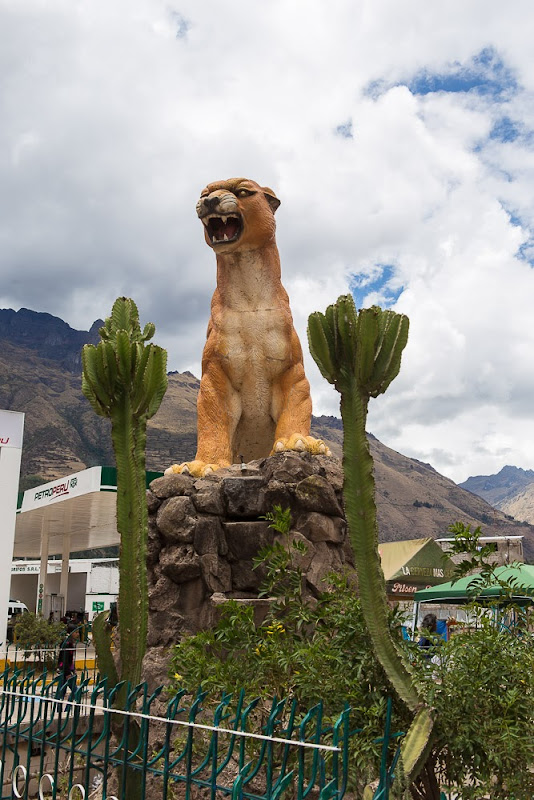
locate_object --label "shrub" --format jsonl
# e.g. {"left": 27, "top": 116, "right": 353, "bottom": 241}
{"left": 13, "top": 613, "right": 66, "bottom": 667}
{"left": 417, "top": 617, "right": 534, "bottom": 799}
{"left": 169, "top": 508, "right": 412, "bottom": 796}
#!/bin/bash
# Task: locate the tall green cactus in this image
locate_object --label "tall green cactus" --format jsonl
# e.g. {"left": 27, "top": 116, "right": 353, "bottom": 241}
{"left": 82, "top": 297, "right": 167, "bottom": 689}
{"left": 308, "top": 296, "right": 433, "bottom": 788}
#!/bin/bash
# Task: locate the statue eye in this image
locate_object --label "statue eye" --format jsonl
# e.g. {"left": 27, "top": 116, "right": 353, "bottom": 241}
{"left": 237, "top": 189, "right": 254, "bottom": 197}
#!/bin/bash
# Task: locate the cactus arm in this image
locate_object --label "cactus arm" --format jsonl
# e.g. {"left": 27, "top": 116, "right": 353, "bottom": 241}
{"left": 400, "top": 707, "right": 434, "bottom": 781}
{"left": 81, "top": 297, "right": 167, "bottom": 694}
{"left": 92, "top": 611, "right": 119, "bottom": 688}
{"left": 110, "top": 397, "right": 148, "bottom": 688}
{"left": 308, "top": 296, "right": 434, "bottom": 788}
{"left": 339, "top": 384, "right": 421, "bottom": 710}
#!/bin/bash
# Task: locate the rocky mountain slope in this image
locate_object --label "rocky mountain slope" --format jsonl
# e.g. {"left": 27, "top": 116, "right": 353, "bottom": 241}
{"left": 459, "top": 465, "right": 534, "bottom": 507}
{"left": 2, "top": 307, "right": 532, "bottom": 560}
{"left": 459, "top": 466, "right": 534, "bottom": 526}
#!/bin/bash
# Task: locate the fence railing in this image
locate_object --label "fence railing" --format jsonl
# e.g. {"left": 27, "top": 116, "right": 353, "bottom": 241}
{"left": 0, "top": 668, "right": 403, "bottom": 799}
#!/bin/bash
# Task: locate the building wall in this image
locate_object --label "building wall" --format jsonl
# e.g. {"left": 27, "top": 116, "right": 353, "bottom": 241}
{"left": 438, "top": 537, "right": 524, "bottom": 566}
{"left": 9, "top": 575, "right": 38, "bottom": 610}
{"left": 89, "top": 563, "right": 119, "bottom": 594}
{"left": 10, "top": 560, "right": 117, "bottom": 616}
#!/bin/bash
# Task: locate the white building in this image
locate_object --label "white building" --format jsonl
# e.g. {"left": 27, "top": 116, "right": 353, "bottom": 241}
{"left": 10, "top": 558, "right": 119, "bottom": 621}
{"left": 12, "top": 465, "right": 161, "bottom": 621}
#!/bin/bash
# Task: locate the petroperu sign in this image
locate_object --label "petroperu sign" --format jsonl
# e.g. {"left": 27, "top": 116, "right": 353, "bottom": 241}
{"left": 33, "top": 476, "right": 78, "bottom": 502}
{"left": 0, "top": 410, "right": 24, "bottom": 449}
{"left": 21, "top": 466, "right": 102, "bottom": 511}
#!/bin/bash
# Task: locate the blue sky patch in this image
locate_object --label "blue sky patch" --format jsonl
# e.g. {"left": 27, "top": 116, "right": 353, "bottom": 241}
{"left": 350, "top": 265, "right": 404, "bottom": 309}
{"left": 489, "top": 116, "right": 520, "bottom": 143}
{"left": 170, "top": 11, "right": 190, "bottom": 39}
{"left": 335, "top": 119, "right": 353, "bottom": 139}
{"left": 517, "top": 238, "right": 534, "bottom": 267}
{"left": 364, "top": 47, "right": 519, "bottom": 102}
{"left": 407, "top": 47, "right": 518, "bottom": 99}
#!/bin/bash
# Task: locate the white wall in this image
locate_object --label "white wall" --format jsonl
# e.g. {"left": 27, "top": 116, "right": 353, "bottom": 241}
{"left": 10, "top": 560, "right": 116, "bottom": 618}
{"left": 0, "top": 411, "right": 24, "bottom": 645}
{"left": 89, "top": 563, "right": 119, "bottom": 594}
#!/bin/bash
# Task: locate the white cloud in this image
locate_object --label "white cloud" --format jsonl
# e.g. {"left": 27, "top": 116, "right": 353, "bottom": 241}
{"left": 1, "top": 0, "right": 534, "bottom": 483}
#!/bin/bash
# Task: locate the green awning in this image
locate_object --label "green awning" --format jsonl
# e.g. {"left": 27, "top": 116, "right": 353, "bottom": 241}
{"left": 413, "top": 564, "right": 534, "bottom": 605}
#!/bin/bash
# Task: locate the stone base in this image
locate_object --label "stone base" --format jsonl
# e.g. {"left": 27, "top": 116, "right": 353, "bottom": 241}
{"left": 143, "top": 452, "right": 352, "bottom": 688}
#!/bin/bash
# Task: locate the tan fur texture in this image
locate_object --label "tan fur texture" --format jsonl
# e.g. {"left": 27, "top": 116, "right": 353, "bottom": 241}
{"left": 166, "top": 178, "right": 329, "bottom": 477}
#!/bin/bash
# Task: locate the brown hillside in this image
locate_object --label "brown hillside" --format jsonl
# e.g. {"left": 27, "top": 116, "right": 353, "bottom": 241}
{"left": 1, "top": 307, "right": 532, "bottom": 560}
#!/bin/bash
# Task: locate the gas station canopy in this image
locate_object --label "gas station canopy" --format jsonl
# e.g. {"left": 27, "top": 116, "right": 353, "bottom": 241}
{"left": 15, "top": 466, "right": 163, "bottom": 558}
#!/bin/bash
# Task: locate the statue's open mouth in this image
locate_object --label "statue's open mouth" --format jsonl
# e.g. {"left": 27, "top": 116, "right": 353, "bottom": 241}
{"left": 203, "top": 214, "right": 243, "bottom": 245}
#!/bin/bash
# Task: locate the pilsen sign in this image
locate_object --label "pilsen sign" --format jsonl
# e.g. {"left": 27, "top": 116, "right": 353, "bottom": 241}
{"left": 388, "top": 581, "right": 433, "bottom": 595}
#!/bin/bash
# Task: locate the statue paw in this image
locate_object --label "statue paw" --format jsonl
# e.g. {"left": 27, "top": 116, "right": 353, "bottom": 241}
{"left": 164, "top": 460, "right": 223, "bottom": 478}
{"left": 272, "top": 434, "right": 332, "bottom": 457}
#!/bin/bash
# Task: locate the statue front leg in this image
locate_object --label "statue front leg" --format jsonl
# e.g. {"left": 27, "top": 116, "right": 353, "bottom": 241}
{"left": 271, "top": 365, "right": 331, "bottom": 456}
{"left": 166, "top": 365, "right": 241, "bottom": 477}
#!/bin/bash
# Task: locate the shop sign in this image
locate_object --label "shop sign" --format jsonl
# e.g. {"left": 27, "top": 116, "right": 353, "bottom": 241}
{"left": 398, "top": 565, "right": 455, "bottom": 579}
{"left": 11, "top": 562, "right": 69, "bottom": 575}
{"left": 21, "top": 466, "right": 102, "bottom": 511}
{"left": 0, "top": 410, "right": 24, "bottom": 449}
{"left": 11, "top": 564, "right": 40, "bottom": 574}
{"left": 388, "top": 582, "right": 433, "bottom": 595}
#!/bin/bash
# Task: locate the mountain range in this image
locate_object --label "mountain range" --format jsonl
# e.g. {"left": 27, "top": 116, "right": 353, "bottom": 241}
{"left": 460, "top": 466, "right": 534, "bottom": 527}
{"left": 1, "top": 307, "right": 533, "bottom": 561}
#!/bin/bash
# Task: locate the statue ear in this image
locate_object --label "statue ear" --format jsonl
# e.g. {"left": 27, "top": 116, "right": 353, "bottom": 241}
{"left": 263, "top": 188, "right": 281, "bottom": 214}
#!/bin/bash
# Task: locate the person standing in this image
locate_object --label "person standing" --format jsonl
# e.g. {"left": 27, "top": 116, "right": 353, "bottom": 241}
{"left": 56, "top": 623, "right": 78, "bottom": 702}
{"left": 418, "top": 613, "right": 438, "bottom": 659}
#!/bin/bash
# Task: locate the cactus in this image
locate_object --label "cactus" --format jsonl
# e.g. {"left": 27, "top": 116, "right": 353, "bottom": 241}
{"left": 308, "top": 296, "right": 433, "bottom": 786}
{"left": 82, "top": 297, "right": 167, "bottom": 689}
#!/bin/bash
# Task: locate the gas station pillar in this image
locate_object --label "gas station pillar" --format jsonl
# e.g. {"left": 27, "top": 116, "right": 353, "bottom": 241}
{"left": 0, "top": 411, "right": 24, "bottom": 648}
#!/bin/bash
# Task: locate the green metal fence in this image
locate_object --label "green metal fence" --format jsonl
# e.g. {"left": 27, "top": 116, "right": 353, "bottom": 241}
{"left": 0, "top": 668, "right": 402, "bottom": 799}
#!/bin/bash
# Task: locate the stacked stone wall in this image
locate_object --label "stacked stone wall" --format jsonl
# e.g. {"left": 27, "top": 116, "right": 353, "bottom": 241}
{"left": 143, "top": 452, "right": 352, "bottom": 686}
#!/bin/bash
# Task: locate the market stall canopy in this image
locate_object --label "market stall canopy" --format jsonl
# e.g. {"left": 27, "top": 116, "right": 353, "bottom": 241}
{"left": 413, "top": 564, "right": 534, "bottom": 605}
{"left": 379, "top": 538, "right": 456, "bottom": 599}
{"left": 14, "top": 466, "right": 162, "bottom": 558}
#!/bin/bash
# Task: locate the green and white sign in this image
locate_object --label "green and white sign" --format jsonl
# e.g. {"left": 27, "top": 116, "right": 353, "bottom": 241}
{"left": 92, "top": 601, "right": 105, "bottom": 612}
{"left": 21, "top": 466, "right": 102, "bottom": 512}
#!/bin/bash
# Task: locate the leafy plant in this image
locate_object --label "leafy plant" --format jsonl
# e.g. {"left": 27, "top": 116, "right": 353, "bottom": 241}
{"left": 446, "top": 521, "right": 526, "bottom": 601}
{"left": 255, "top": 504, "right": 310, "bottom": 623}
{"left": 13, "top": 613, "right": 66, "bottom": 666}
{"left": 169, "top": 513, "right": 412, "bottom": 797}
{"left": 416, "top": 618, "right": 534, "bottom": 799}
{"left": 409, "top": 522, "right": 534, "bottom": 799}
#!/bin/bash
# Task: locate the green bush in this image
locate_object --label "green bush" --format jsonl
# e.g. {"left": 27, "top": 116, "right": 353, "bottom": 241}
{"left": 169, "top": 507, "right": 412, "bottom": 796}
{"left": 417, "top": 617, "right": 534, "bottom": 799}
{"left": 13, "top": 613, "right": 66, "bottom": 666}
{"left": 169, "top": 512, "right": 534, "bottom": 798}
{"left": 409, "top": 521, "right": 534, "bottom": 799}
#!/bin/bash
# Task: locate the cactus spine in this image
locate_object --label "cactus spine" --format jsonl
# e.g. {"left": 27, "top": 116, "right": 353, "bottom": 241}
{"left": 82, "top": 297, "right": 167, "bottom": 689}
{"left": 308, "top": 296, "right": 433, "bottom": 785}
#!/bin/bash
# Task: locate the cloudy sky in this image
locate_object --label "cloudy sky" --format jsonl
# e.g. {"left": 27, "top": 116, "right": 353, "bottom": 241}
{"left": 2, "top": 0, "right": 534, "bottom": 484}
